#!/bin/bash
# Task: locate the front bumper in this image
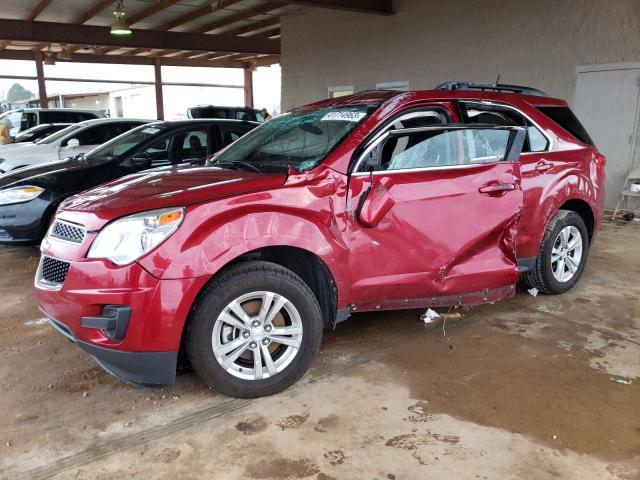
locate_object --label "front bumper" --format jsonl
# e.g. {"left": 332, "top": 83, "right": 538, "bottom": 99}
{"left": 44, "top": 312, "right": 178, "bottom": 386}
{"left": 0, "top": 197, "right": 51, "bottom": 244}
{"left": 36, "top": 252, "right": 210, "bottom": 387}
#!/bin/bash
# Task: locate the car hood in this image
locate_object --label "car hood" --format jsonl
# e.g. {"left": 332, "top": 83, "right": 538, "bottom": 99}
{"left": 0, "top": 142, "right": 55, "bottom": 160}
{"left": 0, "top": 156, "right": 87, "bottom": 189}
{"left": 59, "top": 166, "right": 287, "bottom": 220}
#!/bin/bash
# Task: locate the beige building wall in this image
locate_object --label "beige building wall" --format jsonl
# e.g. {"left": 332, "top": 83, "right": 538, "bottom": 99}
{"left": 281, "top": 0, "right": 640, "bottom": 110}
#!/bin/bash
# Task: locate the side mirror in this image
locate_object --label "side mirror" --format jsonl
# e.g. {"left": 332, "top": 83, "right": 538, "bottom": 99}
{"left": 130, "top": 153, "right": 152, "bottom": 170}
{"left": 67, "top": 138, "right": 80, "bottom": 148}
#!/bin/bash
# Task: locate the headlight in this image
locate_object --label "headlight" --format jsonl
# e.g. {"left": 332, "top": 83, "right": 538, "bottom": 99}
{"left": 0, "top": 186, "right": 44, "bottom": 205}
{"left": 88, "top": 207, "right": 184, "bottom": 266}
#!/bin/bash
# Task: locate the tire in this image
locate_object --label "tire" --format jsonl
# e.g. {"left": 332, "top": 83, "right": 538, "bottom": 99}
{"left": 523, "top": 210, "right": 589, "bottom": 294}
{"left": 185, "top": 261, "right": 323, "bottom": 398}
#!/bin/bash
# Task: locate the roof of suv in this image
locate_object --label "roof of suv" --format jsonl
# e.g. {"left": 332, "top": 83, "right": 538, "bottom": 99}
{"left": 297, "top": 89, "right": 567, "bottom": 112}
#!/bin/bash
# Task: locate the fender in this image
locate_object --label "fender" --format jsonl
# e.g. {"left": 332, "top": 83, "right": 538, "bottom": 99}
{"left": 138, "top": 167, "right": 352, "bottom": 307}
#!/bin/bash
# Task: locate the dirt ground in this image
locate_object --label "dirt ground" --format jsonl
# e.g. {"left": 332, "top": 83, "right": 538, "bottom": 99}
{"left": 0, "top": 219, "right": 639, "bottom": 480}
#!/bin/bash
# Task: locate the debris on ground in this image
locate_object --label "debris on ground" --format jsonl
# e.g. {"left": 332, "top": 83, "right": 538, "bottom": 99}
{"left": 528, "top": 288, "right": 539, "bottom": 297}
{"left": 420, "top": 308, "right": 440, "bottom": 324}
{"left": 609, "top": 375, "right": 632, "bottom": 385}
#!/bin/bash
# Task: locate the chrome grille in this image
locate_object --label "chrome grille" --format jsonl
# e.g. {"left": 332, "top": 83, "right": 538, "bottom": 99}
{"left": 50, "top": 220, "right": 85, "bottom": 244}
{"left": 40, "top": 257, "right": 70, "bottom": 285}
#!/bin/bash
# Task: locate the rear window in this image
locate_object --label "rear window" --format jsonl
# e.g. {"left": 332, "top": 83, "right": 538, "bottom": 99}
{"left": 537, "top": 106, "right": 593, "bottom": 146}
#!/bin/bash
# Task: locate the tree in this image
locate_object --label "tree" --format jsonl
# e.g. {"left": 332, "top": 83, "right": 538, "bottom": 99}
{"left": 7, "top": 83, "right": 34, "bottom": 102}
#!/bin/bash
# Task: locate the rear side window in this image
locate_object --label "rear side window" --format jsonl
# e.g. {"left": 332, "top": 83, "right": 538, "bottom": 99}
{"left": 462, "top": 103, "right": 549, "bottom": 153}
{"left": 537, "top": 106, "right": 593, "bottom": 146}
{"left": 217, "top": 124, "right": 255, "bottom": 148}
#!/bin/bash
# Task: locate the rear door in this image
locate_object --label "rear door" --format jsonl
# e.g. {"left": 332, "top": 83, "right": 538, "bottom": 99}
{"left": 347, "top": 125, "right": 525, "bottom": 309}
{"left": 459, "top": 101, "right": 556, "bottom": 259}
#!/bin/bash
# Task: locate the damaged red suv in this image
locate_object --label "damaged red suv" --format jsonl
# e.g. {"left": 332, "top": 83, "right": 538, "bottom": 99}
{"left": 36, "top": 83, "right": 605, "bottom": 397}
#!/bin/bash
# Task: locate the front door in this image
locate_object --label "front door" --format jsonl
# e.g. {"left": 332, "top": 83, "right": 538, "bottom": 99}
{"left": 347, "top": 125, "right": 525, "bottom": 310}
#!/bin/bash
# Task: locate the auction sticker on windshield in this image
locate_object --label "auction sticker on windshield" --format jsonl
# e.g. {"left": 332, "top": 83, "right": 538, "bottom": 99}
{"left": 321, "top": 111, "right": 367, "bottom": 122}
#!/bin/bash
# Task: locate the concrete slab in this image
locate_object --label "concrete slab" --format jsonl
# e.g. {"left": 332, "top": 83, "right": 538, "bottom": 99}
{"left": 1, "top": 220, "right": 639, "bottom": 479}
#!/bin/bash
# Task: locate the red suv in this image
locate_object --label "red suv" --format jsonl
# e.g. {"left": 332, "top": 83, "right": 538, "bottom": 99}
{"left": 36, "top": 84, "right": 605, "bottom": 398}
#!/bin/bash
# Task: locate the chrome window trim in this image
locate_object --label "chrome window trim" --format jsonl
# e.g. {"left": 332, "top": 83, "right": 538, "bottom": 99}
{"left": 460, "top": 100, "right": 554, "bottom": 153}
{"left": 363, "top": 110, "right": 447, "bottom": 149}
{"left": 352, "top": 124, "right": 524, "bottom": 174}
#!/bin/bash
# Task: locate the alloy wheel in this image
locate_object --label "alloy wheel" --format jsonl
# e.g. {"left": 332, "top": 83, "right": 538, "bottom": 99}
{"left": 212, "top": 291, "right": 303, "bottom": 381}
{"left": 551, "top": 225, "right": 583, "bottom": 282}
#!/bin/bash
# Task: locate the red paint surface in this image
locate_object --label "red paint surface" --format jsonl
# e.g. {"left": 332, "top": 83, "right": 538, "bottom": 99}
{"left": 37, "top": 89, "right": 604, "bottom": 353}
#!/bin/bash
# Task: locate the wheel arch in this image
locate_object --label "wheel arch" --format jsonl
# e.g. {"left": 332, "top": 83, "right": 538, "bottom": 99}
{"left": 185, "top": 245, "right": 341, "bottom": 335}
{"left": 558, "top": 198, "right": 595, "bottom": 243}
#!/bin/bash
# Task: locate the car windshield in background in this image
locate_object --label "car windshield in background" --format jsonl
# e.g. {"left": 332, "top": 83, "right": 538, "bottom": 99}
{"left": 36, "top": 124, "right": 83, "bottom": 144}
{"left": 84, "top": 124, "right": 164, "bottom": 164}
{"left": 208, "top": 105, "right": 377, "bottom": 173}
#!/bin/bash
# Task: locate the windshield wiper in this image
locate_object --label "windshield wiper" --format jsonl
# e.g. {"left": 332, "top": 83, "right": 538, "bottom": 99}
{"left": 213, "top": 160, "right": 262, "bottom": 173}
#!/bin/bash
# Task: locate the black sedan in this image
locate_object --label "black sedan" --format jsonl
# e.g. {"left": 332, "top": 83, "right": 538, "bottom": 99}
{"left": 0, "top": 119, "right": 258, "bottom": 244}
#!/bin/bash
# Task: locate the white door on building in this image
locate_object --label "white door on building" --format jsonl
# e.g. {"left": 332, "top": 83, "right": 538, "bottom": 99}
{"left": 573, "top": 65, "right": 640, "bottom": 209}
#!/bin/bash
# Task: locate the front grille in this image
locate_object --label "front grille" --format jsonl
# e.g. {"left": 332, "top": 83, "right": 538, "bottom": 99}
{"left": 50, "top": 220, "right": 85, "bottom": 244}
{"left": 40, "top": 257, "right": 70, "bottom": 285}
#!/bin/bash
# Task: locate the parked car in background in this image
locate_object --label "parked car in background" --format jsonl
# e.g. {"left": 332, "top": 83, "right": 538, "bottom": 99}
{"left": 187, "top": 105, "right": 265, "bottom": 122}
{"left": 12, "top": 123, "right": 72, "bottom": 143}
{"left": 0, "top": 118, "right": 149, "bottom": 173}
{"left": 0, "top": 119, "right": 257, "bottom": 243}
{"left": 0, "top": 108, "right": 105, "bottom": 139}
{"left": 35, "top": 86, "right": 604, "bottom": 397}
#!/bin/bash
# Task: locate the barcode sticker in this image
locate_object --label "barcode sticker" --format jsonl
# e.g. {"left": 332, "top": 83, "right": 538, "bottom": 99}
{"left": 321, "top": 111, "right": 366, "bottom": 122}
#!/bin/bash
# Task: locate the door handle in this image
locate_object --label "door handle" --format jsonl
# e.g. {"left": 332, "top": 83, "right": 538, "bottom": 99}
{"left": 478, "top": 182, "right": 517, "bottom": 196}
{"left": 535, "top": 160, "right": 553, "bottom": 172}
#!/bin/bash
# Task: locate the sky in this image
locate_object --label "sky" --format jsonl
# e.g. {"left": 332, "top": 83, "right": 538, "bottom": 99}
{"left": 0, "top": 59, "right": 281, "bottom": 114}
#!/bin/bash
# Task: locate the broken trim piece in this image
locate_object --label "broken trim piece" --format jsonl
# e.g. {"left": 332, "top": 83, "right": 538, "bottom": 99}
{"left": 350, "top": 285, "right": 516, "bottom": 313}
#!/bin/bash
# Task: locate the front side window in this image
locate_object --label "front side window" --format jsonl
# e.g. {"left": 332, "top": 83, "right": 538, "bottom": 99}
{"left": 37, "top": 123, "right": 83, "bottom": 144}
{"left": 84, "top": 123, "right": 165, "bottom": 164}
{"left": 208, "top": 105, "right": 377, "bottom": 173}
{"left": 359, "top": 127, "right": 518, "bottom": 172}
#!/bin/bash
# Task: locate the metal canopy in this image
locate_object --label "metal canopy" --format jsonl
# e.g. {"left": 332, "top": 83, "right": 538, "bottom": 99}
{"left": 0, "top": 0, "right": 393, "bottom": 69}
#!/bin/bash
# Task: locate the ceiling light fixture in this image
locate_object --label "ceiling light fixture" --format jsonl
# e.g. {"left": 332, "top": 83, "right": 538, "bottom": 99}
{"left": 111, "top": 0, "right": 132, "bottom": 36}
{"left": 43, "top": 46, "right": 56, "bottom": 65}
{"left": 57, "top": 44, "right": 72, "bottom": 60}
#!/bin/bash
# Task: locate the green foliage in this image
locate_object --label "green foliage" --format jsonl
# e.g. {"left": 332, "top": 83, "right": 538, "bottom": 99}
{"left": 7, "top": 83, "right": 34, "bottom": 102}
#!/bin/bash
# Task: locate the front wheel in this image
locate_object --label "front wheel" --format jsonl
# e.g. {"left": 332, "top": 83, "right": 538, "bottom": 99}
{"left": 523, "top": 210, "right": 589, "bottom": 294}
{"left": 185, "top": 261, "right": 323, "bottom": 398}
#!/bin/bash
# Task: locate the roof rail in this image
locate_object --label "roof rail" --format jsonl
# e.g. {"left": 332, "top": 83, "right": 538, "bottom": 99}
{"left": 435, "top": 81, "right": 548, "bottom": 97}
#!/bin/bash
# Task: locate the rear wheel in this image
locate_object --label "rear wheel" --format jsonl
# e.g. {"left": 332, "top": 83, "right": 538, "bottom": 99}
{"left": 185, "top": 261, "right": 323, "bottom": 398}
{"left": 523, "top": 210, "right": 589, "bottom": 294}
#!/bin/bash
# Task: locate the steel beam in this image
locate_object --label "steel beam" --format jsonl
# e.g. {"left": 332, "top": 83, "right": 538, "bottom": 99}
{"left": 281, "top": 0, "right": 393, "bottom": 14}
{"left": 0, "top": 19, "right": 280, "bottom": 55}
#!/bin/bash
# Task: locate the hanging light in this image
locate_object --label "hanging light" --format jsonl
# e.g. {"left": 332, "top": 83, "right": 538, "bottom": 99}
{"left": 57, "top": 44, "right": 72, "bottom": 60}
{"left": 111, "top": 0, "right": 132, "bottom": 36}
{"left": 43, "top": 47, "right": 56, "bottom": 65}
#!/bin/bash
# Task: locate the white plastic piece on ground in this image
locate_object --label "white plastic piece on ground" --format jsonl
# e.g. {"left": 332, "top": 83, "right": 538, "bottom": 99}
{"left": 421, "top": 308, "right": 440, "bottom": 324}
{"left": 528, "top": 288, "right": 539, "bottom": 297}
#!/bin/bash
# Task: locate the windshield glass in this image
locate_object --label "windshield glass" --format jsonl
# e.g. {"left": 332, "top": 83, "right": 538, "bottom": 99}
{"left": 84, "top": 123, "right": 164, "bottom": 164}
{"left": 36, "top": 123, "right": 83, "bottom": 144}
{"left": 208, "top": 105, "right": 376, "bottom": 173}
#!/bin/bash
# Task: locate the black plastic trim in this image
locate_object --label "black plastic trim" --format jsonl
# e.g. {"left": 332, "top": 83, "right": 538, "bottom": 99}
{"left": 77, "top": 340, "right": 178, "bottom": 387}
{"left": 81, "top": 305, "right": 131, "bottom": 341}
{"left": 517, "top": 256, "right": 536, "bottom": 273}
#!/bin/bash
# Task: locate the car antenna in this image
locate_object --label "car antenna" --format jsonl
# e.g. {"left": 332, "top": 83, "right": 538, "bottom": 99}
{"left": 494, "top": 74, "right": 501, "bottom": 86}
